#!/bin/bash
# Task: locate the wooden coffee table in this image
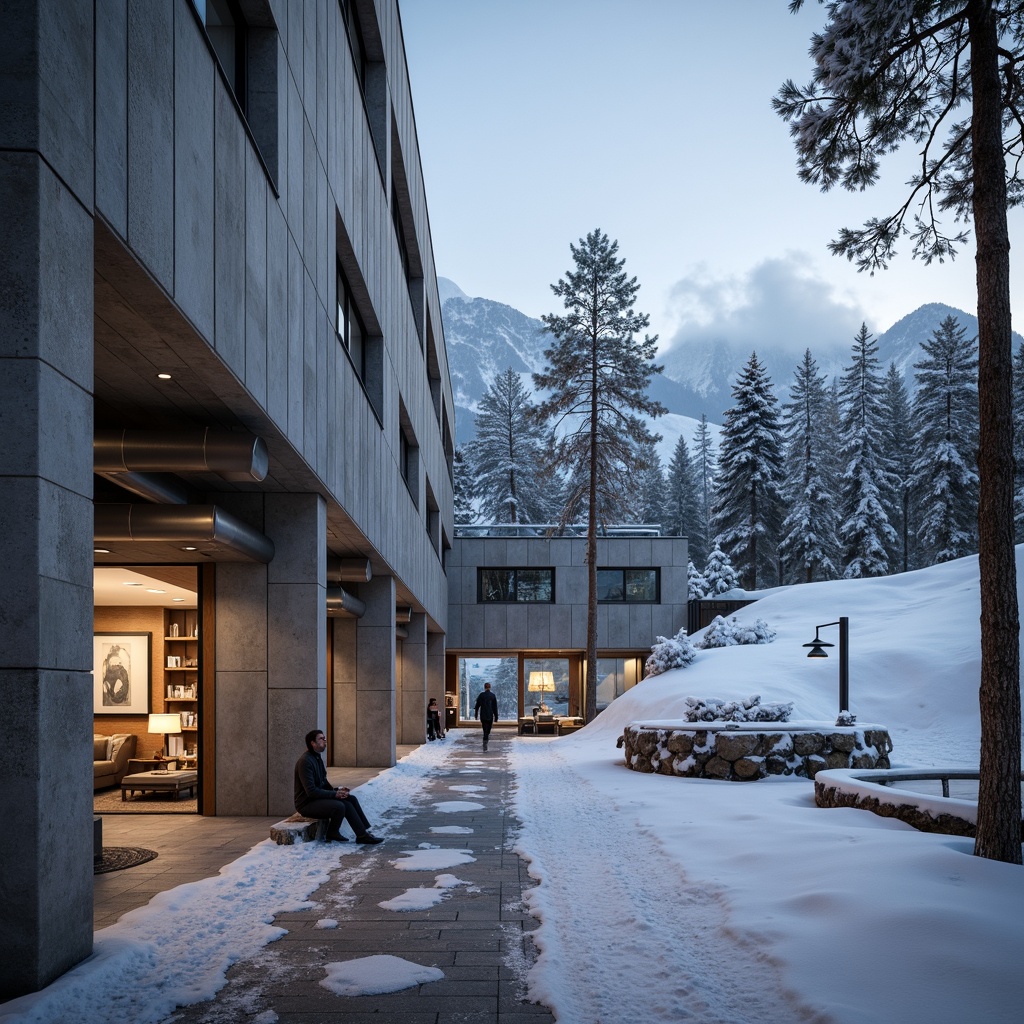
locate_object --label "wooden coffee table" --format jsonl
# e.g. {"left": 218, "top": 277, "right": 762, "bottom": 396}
{"left": 121, "top": 769, "right": 198, "bottom": 801}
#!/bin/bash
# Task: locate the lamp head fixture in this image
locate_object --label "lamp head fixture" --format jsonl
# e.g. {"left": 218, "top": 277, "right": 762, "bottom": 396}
{"left": 802, "top": 627, "right": 835, "bottom": 659}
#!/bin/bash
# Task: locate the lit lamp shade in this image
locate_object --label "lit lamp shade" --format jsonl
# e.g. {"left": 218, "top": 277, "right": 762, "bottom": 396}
{"left": 148, "top": 713, "right": 181, "bottom": 735}
{"left": 148, "top": 713, "right": 182, "bottom": 760}
{"left": 527, "top": 671, "right": 556, "bottom": 694}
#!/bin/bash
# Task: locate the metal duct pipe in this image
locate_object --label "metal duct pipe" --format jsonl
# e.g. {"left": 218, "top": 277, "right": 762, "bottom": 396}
{"left": 95, "top": 504, "right": 275, "bottom": 563}
{"left": 95, "top": 470, "right": 190, "bottom": 505}
{"left": 327, "top": 556, "right": 373, "bottom": 583}
{"left": 94, "top": 429, "right": 269, "bottom": 481}
{"left": 326, "top": 586, "right": 366, "bottom": 618}
{"left": 395, "top": 606, "right": 413, "bottom": 624}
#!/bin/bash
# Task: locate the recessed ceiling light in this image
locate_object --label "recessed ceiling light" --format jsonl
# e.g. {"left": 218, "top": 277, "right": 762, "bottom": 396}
{"left": 146, "top": 588, "right": 166, "bottom": 594}
{"left": 172, "top": 598, "right": 185, "bottom": 603}
{"left": 157, "top": 372, "right": 172, "bottom": 380}
{"left": 181, "top": 546, "right": 197, "bottom": 551}
{"left": 122, "top": 581, "right": 143, "bottom": 586}
{"left": 94, "top": 547, "right": 110, "bottom": 554}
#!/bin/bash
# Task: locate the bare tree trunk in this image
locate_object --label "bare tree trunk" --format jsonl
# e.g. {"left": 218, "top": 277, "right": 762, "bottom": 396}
{"left": 969, "top": 0, "right": 1022, "bottom": 864}
{"left": 585, "top": 284, "right": 600, "bottom": 724}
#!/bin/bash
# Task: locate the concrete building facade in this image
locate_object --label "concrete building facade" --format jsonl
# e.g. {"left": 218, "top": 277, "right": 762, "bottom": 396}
{"left": 0, "top": 0, "right": 452, "bottom": 997}
{"left": 446, "top": 532, "right": 689, "bottom": 724}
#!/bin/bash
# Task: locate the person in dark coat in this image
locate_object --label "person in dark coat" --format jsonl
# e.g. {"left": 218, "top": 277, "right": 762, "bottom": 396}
{"left": 474, "top": 682, "right": 498, "bottom": 750}
{"left": 294, "top": 729, "right": 382, "bottom": 844}
{"left": 427, "top": 697, "right": 444, "bottom": 740}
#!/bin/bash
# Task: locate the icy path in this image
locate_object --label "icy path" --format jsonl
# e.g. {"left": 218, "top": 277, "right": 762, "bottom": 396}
{"left": 510, "top": 739, "right": 820, "bottom": 1024}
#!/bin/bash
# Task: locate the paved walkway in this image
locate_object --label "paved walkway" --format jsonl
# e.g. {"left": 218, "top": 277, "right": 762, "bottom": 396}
{"left": 167, "top": 728, "right": 554, "bottom": 1023}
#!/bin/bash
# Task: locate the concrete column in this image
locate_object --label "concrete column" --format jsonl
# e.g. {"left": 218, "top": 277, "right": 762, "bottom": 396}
{"left": 214, "top": 493, "right": 325, "bottom": 816}
{"left": 331, "top": 616, "right": 357, "bottom": 765}
{"left": 398, "top": 613, "right": 427, "bottom": 744}
{"left": 0, "top": 1, "right": 96, "bottom": 998}
{"left": 355, "top": 575, "right": 396, "bottom": 766}
{"left": 427, "top": 631, "right": 445, "bottom": 706}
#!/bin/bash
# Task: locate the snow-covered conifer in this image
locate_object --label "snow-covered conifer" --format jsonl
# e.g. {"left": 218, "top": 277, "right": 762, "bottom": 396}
{"left": 911, "top": 315, "right": 979, "bottom": 564}
{"left": 836, "top": 324, "right": 897, "bottom": 578}
{"left": 702, "top": 544, "right": 740, "bottom": 595}
{"left": 693, "top": 415, "right": 717, "bottom": 567}
{"left": 880, "top": 363, "right": 917, "bottom": 572}
{"left": 469, "top": 368, "right": 555, "bottom": 524}
{"left": 453, "top": 446, "right": 476, "bottom": 524}
{"left": 712, "top": 352, "right": 784, "bottom": 589}
{"left": 779, "top": 349, "right": 839, "bottom": 583}
{"left": 687, "top": 560, "right": 707, "bottom": 601}
{"left": 665, "top": 434, "right": 703, "bottom": 558}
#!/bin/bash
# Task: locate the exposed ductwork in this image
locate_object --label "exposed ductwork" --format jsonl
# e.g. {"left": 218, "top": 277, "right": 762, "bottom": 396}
{"left": 326, "top": 586, "right": 366, "bottom": 618}
{"left": 327, "top": 556, "right": 373, "bottom": 583}
{"left": 95, "top": 504, "right": 275, "bottom": 563}
{"left": 395, "top": 606, "right": 413, "bottom": 624}
{"left": 94, "top": 429, "right": 269, "bottom": 482}
{"left": 98, "top": 471, "right": 191, "bottom": 505}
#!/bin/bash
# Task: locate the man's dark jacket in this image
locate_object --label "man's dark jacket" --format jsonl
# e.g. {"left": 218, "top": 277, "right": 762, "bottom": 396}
{"left": 294, "top": 750, "right": 336, "bottom": 811}
{"left": 474, "top": 690, "right": 498, "bottom": 721}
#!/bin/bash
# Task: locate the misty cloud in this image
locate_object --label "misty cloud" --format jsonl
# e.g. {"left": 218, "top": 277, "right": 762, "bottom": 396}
{"left": 662, "top": 254, "right": 867, "bottom": 358}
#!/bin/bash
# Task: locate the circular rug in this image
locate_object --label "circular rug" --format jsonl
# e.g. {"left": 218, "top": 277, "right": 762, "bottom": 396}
{"left": 94, "top": 847, "right": 159, "bottom": 875}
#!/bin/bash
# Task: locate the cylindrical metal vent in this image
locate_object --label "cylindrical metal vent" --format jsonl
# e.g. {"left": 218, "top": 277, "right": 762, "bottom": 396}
{"left": 94, "top": 429, "right": 269, "bottom": 481}
{"left": 94, "top": 504, "right": 275, "bottom": 563}
{"left": 326, "top": 587, "right": 366, "bottom": 618}
{"left": 327, "top": 556, "right": 373, "bottom": 583}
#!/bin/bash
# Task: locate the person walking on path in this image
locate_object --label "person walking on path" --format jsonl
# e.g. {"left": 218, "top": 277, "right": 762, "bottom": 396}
{"left": 293, "top": 729, "right": 383, "bottom": 844}
{"left": 474, "top": 682, "right": 498, "bottom": 750}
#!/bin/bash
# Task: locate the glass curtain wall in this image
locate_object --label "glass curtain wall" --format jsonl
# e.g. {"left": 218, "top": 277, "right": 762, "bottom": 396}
{"left": 523, "top": 657, "right": 570, "bottom": 717}
{"left": 458, "top": 656, "right": 517, "bottom": 722}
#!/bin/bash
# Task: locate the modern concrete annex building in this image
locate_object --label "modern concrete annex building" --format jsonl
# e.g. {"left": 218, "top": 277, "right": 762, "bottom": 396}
{"left": 1, "top": 0, "right": 453, "bottom": 997}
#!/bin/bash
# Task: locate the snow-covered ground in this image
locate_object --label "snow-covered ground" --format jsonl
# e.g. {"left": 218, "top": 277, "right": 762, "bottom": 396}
{"left": 2, "top": 551, "right": 1023, "bottom": 1023}
{"left": 511, "top": 550, "right": 1024, "bottom": 1023}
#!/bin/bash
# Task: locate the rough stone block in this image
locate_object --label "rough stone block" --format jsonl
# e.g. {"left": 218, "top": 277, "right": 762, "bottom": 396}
{"left": 270, "top": 813, "right": 327, "bottom": 844}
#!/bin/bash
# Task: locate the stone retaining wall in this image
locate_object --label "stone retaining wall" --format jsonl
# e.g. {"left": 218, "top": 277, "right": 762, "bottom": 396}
{"left": 621, "top": 724, "right": 892, "bottom": 781}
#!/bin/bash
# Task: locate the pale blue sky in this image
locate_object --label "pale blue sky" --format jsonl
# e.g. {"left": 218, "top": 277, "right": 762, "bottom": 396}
{"left": 400, "top": 0, "right": 1020, "bottom": 356}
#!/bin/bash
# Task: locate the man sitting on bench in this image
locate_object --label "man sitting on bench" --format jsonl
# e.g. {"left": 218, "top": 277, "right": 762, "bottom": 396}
{"left": 294, "top": 729, "right": 382, "bottom": 844}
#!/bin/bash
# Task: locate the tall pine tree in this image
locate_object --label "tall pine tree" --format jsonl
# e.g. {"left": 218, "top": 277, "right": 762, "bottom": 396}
{"left": 779, "top": 349, "right": 839, "bottom": 583}
{"left": 712, "top": 352, "right": 784, "bottom": 590}
{"left": 469, "top": 367, "right": 555, "bottom": 524}
{"left": 837, "top": 324, "right": 896, "bottom": 578}
{"left": 453, "top": 446, "right": 476, "bottom": 524}
{"left": 534, "top": 229, "right": 665, "bottom": 721}
{"left": 880, "top": 362, "right": 916, "bottom": 573}
{"left": 911, "top": 315, "right": 979, "bottom": 564}
{"left": 665, "top": 434, "right": 703, "bottom": 555}
{"left": 693, "top": 414, "right": 717, "bottom": 567}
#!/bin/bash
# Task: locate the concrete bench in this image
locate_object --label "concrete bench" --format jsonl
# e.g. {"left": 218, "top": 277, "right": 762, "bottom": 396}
{"left": 270, "top": 813, "right": 329, "bottom": 845}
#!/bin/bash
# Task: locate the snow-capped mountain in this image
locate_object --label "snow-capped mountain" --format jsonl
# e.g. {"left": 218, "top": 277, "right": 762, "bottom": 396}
{"left": 441, "top": 278, "right": 709, "bottom": 459}
{"left": 658, "top": 302, "right": 1023, "bottom": 421}
{"left": 440, "top": 280, "right": 1020, "bottom": 461}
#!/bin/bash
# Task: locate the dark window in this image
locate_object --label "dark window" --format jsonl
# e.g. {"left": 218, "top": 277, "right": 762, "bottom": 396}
{"left": 203, "top": 0, "right": 247, "bottom": 109}
{"left": 339, "top": 0, "right": 367, "bottom": 92}
{"left": 337, "top": 262, "right": 366, "bottom": 380}
{"left": 597, "top": 568, "right": 659, "bottom": 603}
{"left": 479, "top": 568, "right": 554, "bottom": 603}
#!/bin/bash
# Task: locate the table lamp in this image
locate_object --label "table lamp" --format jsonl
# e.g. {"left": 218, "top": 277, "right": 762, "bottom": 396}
{"left": 527, "top": 671, "right": 556, "bottom": 714}
{"left": 148, "top": 713, "right": 182, "bottom": 771}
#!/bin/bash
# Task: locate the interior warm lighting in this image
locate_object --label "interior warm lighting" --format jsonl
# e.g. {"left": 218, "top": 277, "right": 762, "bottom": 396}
{"left": 157, "top": 372, "right": 172, "bottom": 380}
{"left": 148, "top": 713, "right": 182, "bottom": 769}
{"left": 172, "top": 598, "right": 185, "bottom": 603}
{"left": 527, "top": 671, "right": 556, "bottom": 693}
{"left": 94, "top": 547, "right": 111, "bottom": 554}
{"left": 122, "top": 581, "right": 143, "bottom": 586}
{"left": 146, "top": 588, "right": 165, "bottom": 594}
{"left": 181, "top": 546, "right": 197, "bottom": 551}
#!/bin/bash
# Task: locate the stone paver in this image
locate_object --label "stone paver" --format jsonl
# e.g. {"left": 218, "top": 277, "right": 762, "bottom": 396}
{"left": 168, "top": 729, "right": 554, "bottom": 1023}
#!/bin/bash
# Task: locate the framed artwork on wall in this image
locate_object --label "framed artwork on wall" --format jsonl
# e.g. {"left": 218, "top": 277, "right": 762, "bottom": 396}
{"left": 93, "top": 632, "right": 151, "bottom": 715}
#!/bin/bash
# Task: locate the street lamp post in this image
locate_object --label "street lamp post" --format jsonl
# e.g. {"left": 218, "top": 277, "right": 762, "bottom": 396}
{"left": 802, "top": 616, "right": 850, "bottom": 720}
